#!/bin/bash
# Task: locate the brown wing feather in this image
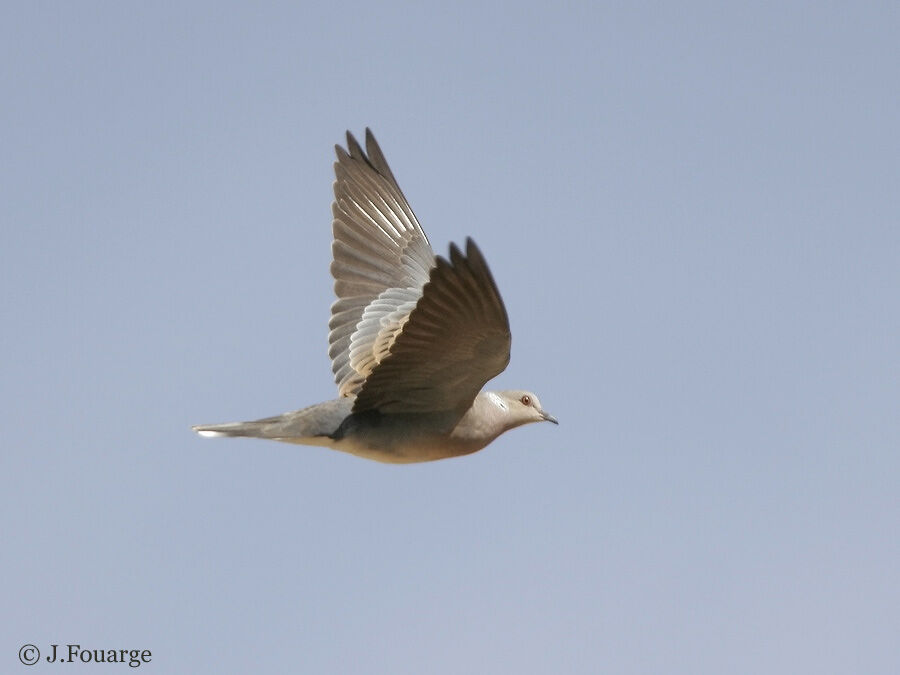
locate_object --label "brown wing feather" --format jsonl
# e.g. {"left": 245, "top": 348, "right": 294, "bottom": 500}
{"left": 329, "top": 129, "right": 434, "bottom": 397}
{"left": 353, "top": 238, "right": 511, "bottom": 415}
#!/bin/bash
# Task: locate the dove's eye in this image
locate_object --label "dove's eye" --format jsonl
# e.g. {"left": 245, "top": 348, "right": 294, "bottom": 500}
{"left": 521, "top": 395, "right": 531, "bottom": 406}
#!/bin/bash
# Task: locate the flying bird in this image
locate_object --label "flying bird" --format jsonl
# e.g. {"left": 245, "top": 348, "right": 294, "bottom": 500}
{"left": 193, "top": 129, "right": 556, "bottom": 462}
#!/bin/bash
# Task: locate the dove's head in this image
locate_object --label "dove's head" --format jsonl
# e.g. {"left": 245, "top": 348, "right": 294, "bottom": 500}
{"left": 488, "top": 390, "right": 558, "bottom": 430}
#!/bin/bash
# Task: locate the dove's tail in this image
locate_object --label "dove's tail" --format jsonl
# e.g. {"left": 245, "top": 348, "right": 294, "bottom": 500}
{"left": 191, "top": 415, "right": 338, "bottom": 448}
{"left": 191, "top": 398, "right": 355, "bottom": 446}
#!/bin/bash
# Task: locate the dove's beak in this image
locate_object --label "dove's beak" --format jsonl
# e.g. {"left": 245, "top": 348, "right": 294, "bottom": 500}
{"left": 540, "top": 409, "right": 559, "bottom": 425}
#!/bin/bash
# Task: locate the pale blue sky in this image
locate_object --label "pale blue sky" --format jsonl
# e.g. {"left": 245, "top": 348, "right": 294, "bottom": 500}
{"left": 3, "top": 2, "right": 898, "bottom": 673}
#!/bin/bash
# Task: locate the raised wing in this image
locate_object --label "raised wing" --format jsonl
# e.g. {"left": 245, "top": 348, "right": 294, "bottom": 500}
{"left": 329, "top": 129, "right": 435, "bottom": 397}
{"left": 353, "top": 239, "right": 511, "bottom": 415}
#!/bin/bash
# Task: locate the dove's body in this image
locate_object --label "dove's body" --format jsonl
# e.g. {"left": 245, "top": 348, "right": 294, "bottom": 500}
{"left": 194, "top": 390, "right": 551, "bottom": 463}
{"left": 193, "top": 129, "right": 556, "bottom": 462}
